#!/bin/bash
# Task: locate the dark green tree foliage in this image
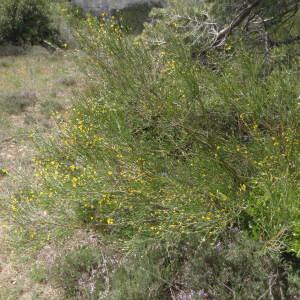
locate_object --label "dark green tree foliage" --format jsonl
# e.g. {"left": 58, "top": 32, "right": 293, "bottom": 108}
{"left": 0, "top": 0, "right": 56, "bottom": 44}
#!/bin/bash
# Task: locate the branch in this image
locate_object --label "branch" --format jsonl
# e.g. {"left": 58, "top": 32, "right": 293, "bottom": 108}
{"left": 212, "top": 0, "right": 262, "bottom": 47}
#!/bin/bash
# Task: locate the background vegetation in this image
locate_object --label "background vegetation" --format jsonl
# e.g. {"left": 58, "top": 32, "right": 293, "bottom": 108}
{"left": 0, "top": 0, "right": 56, "bottom": 44}
{"left": 0, "top": 0, "right": 299, "bottom": 299}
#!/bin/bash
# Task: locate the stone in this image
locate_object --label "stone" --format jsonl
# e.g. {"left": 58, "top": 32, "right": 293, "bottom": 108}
{"left": 71, "top": 0, "right": 163, "bottom": 16}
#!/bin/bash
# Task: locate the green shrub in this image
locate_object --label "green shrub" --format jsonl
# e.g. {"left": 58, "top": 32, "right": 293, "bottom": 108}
{"left": 0, "top": 0, "right": 56, "bottom": 44}
{"left": 0, "top": 92, "right": 38, "bottom": 114}
{"left": 29, "top": 264, "right": 49, "bottom": 284}
{"left": 3, "top": 1, "right": 299, "bottom": 297}
{"left": 110, "top": 232, "right": 300, "bottom": 300}
{"left": 29, "top": 232, "right": 299, "bottom": 299}
{"left": 49, "top": 246, "right": 106, "bottom": 298}
{"left": 40, "top": 99, "right": 64, "bottom": 118}
{"left": 7, "top": 2, "right": 299, "bottom": 255}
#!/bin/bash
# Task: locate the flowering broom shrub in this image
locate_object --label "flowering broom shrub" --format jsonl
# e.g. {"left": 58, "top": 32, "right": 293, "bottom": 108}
{"left": 2, "top": 1, "right": 299, "bottom": 297}
{"left": 7, "top": 6, "right": 299, "bottom": 259}
{"left": 0, "top": 4, "right": 296, "bottom": 297}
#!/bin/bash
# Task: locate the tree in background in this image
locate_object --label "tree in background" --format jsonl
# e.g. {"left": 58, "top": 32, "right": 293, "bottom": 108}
{"left": 0, "top": 0, "right": 57, "bottom": 44}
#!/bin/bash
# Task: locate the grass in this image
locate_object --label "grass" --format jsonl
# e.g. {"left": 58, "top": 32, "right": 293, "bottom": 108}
{"left": 0, "top": 92, "right": 38, "bottom": 115}
{"left": 0, "top": 45, "right": 83, "bottom": 300}
{"left": 56, "top": 76, "right": 77, "bottom": 87}
{"left": 40, "top": 99, "right": 64, "bottom": 118}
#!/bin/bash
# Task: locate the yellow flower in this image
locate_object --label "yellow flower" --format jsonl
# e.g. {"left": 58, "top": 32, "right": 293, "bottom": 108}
{"left": 72, "top": 177, "right": 78, "bottom": 188}
{"left": 107, "top": 218, "right": 114, "bottom": 225}
{"left": 239, "top": 184, "right": 247, "bottom": 192}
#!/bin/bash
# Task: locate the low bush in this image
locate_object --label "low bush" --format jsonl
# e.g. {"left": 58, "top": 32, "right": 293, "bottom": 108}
{"left": 0, "top": 92, "right": 38, "bottom": 114}
{"left": 0, "top": 0, "right": 57, "bottom": 44}
{"left": 40, "top": 99, "right": 64, "bottom": 118}
{"left": 32, "top": 232, "right": 299, "bottom": 299}
{"left": 110, "top": 231, "right": 300, "bottom": 300}
{"left": 49, "top": 246, "right": 105, "bottom": 298}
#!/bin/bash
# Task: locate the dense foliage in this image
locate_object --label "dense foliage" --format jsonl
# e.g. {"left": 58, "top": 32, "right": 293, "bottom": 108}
{"left": 3, "top": 0, "right": 300, "bottom": 298}
{"left": 0, "top": 0, "right": 56, "bottom": 44}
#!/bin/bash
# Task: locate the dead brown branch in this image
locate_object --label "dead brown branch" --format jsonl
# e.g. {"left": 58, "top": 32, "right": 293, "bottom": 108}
{"left": 212, "top": 0, "right": 262, "bottom": 47}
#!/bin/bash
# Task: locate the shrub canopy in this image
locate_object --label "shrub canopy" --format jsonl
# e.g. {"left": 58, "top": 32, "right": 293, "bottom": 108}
{"left": 0, "top": 0, "right": 55, "bottom": 44}
{"left": 3, "top": 1, "right": 300, "bottom": 298}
